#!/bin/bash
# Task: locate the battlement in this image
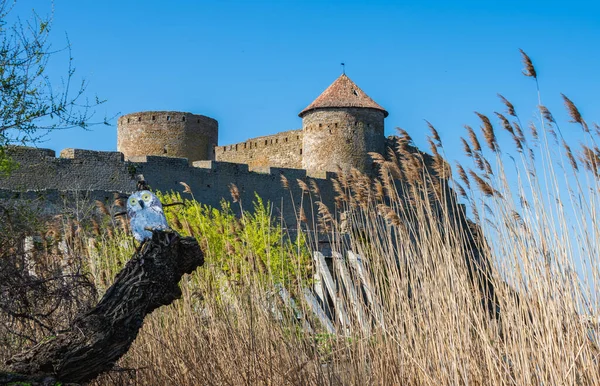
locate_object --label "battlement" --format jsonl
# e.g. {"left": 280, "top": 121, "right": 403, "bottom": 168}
{"left": 216, "top": 129, "right": 303, "bottom": 152}
{"left": 118, "top": 111, "right": 217, "bottom": 126}
{"left": 216, "top": 129, "right": 303, "bottom": 169}
{"left": 7, "top": 146, "right": 56, "bottom": 159}
{"left": 192, "top": 160, "right": 250, "bottom": 174}
{"left": 2, "top": 146, "right": 341, "bottom": 182}
{"left": 59, "top": 148, "right": 124, "bottom": 162}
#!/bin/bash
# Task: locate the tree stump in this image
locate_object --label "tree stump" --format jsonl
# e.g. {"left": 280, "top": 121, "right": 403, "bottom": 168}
{"left": 2, "top": 230, "right": 204, "bottom": 385}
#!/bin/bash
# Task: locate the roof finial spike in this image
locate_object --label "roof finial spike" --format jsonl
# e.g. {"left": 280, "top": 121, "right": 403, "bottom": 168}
{"left": 341, "top": 62, "right": 345, "bottom": 75}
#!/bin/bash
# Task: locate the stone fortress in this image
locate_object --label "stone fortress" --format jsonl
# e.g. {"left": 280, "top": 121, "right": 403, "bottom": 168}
{"left": 0, "top": 74, "right": 394, "bottom": 227}
{"left": 117, "top": 74, "right": 387, "bottom": 174}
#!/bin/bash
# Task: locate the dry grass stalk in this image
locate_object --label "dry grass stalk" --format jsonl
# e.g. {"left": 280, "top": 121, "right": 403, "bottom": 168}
{"left": 495, "top": 112, "right": 514, "bottom": 135}
{"left": 94, "top": 200, "right": 109, "bottom": 216}
{"left": 369, "top": 151, "right": 386, "bottom": 166}
{"left": 309, "top": 179, "right": 321, "bottom": 196}
{"left": 117, "top": 215, "right": 129, "bottom": 233}
{"left": 280, "top": 174, "right": 289, "bottom": 190}
{"left": 228, "top": 183, "right": 240, "bottom": 203}
{"left": 579, "top": 145, "right": 600, "bottom": 177}
{"left": 456, "top": 163, "right": 470, "bottom": 188}
{"left": 513, "top": 121, "right": 525, "bottom": 140}
{"left": 298, "top": 206, "right": 308, "bottom": 223}
{"left": 454, "top": 182, "right": 467, "bottom": 198}
{"left": 396, "top": 128, "right": 413, "bottom": 145}
{"left": 468, "top": 170, "right": 497, "bottom": 197}
{"left": 497, "top": 94, "right": 516, "bottom": 116}
{"left": 316, "top": 201, "right": 333, "bottom": 232}
{"left": 482, "top": 157, "right": 493, "bottom": 176}
{"left": 374, "top": 179, "right": 385, "bottom": 202}
{"left": 425, "top": 120, "right": 442, "bottom": 146}
{"left": 519, "top": 48, "right": 537, "bottom": 78}
{"left": 297, "top": 179, "right": 309, "bottom": 194}
{"left": 461, "top": 137, "right": 473, "bottom": 157}
{"left": 427, "top": 137, "right": 438, "bottom": 156}
{"left": 180, "top": 181, "right": 192, "bottom": 194}
{"left": 432, "top": 154, "right": 450, "bottom": 178}
{"left": 529, "top": 122, "right": 539, "bottom": 140}
{"left": 466, "top": 125, "right": 482, "bottom": 152}
{"left": 90, "top": 219, "right": 100, "bottom": 236}
{"left": 538, "top": 105, "right": 556, "bottom": 124}
{"left": 475, "top": 112, "right": 498, "bottom": 152}
{"left": 473, "top": 153, "right": 485, "bottom": 172}
{"left": 561, "top": 93, "right": 589, "bottom": 132}
{"left": 562, "top": 141, "right": 578, "bottom": 171}
{"left": 171, "top": 215, "right": 183, "bottom": 230}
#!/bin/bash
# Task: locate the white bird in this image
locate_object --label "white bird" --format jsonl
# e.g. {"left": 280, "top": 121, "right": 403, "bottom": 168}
{"left": 126, "top": 190, "right": 170, "bottom": 242}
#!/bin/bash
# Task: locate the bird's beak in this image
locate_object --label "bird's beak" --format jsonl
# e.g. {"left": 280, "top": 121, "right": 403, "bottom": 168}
{"left": 139, "top": 200, "right": 145, "bottom": 209}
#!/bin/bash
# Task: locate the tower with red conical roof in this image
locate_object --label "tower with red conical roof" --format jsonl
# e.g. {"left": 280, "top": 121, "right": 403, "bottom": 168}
{"left": 299, "top": 74, "right": 387, "bottom": 174}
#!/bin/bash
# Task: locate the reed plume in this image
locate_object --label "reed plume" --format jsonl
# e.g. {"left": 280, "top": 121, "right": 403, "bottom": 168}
{"left": 497, "top": 94, "right": 516, "bottom": 117}
{"left": 466, "top": 125, "right": 482, "bottom": 152}
{"left": 561, "top": 93, "right": 589, "bottom": 132}
{"left": 519, "top": 48, "right": 537, "bottom": 78}
{"left": 475, "top": 112, "right": 498, "bottom": 152}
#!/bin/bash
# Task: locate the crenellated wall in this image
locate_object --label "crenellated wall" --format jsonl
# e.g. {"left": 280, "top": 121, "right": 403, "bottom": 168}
{"left": 0, "top": 146, "right": 336, "bottom": 228}
{"left": 215, "top": 129, "right": 303, "bottom": 169}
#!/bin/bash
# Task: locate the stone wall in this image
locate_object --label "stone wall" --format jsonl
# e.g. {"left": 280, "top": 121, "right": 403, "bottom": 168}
{"left": 0, "top": 146, "right": 335, "bottom": 229}
{"left": 302, "top": 107, "right": 385, "bottom": 174}
{"left": 117, "top": 111, "right": 218, "bottom": 163}
{"left": 215, "top": 129, "right": 303, "bottom": 169}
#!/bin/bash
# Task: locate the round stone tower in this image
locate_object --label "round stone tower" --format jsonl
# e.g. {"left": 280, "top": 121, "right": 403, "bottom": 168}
{"left": 117, "top": 111, "right": 218, "bottom": 162}
{"left": 299, "top": 74, "right": 388, "bottom": 174}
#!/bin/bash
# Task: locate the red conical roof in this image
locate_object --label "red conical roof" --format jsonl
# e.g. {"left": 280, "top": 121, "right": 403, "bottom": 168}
{"left": 299, "top": 74, "right": 388, "bottom": 117}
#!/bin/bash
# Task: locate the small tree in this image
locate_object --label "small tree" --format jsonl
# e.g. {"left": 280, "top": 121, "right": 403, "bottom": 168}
{"left": 0, "top": 0, "right": 106, "bottom": 174}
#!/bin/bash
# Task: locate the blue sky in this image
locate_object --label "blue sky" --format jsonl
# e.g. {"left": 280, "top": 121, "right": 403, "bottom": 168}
{"left": 11, "top": 0, "right": 600, "bottom": 165}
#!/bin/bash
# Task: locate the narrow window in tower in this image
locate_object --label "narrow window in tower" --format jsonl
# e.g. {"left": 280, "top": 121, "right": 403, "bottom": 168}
{"left": 152, "top": 116, "right": 156, "bottom": 121}
{"left": 244, "top": 143, "right": 247, "bottom": 149}
{"left": 182, "top": 116, "right": 186, "bottom": 122}
{"left": 265, "top": 140, "right": 268, "bottom": 145}
{"left": 127, "top": 118, "right": 130, "bottom": 123}
{"left": 167, "top": 116, "right": 171, "bottom": 121}
{"left": 138, "top": 117, "right": 141, "bottom": 122}
{"left": 285, "top": 138, "right": 288, "bottom": 142}
{"left": 300, "top": 148, "right": 303, "bottom": 155}
{"left": 197, "top": 119, "right": 200, "bottom": 123}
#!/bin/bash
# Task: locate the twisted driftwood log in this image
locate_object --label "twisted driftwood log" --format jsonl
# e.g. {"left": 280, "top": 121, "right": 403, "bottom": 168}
{"left": 1, "top": 230, "right": 203, "bottom": 385}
